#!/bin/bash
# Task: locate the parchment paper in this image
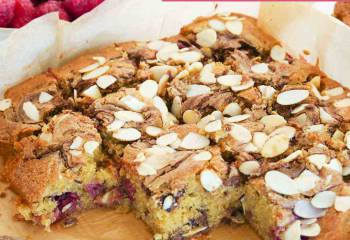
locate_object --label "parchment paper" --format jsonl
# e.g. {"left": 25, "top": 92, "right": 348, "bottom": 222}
{"left": 0, "top": 1, "right": 349, "bottom": 239}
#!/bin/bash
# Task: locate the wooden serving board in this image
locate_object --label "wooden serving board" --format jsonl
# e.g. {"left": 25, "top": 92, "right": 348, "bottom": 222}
{"left": 0, "top": 181, "right": 259, "bottom": 240}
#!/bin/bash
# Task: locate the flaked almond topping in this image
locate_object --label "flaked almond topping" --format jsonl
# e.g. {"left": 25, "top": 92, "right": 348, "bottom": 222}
{"left": 139, "top": 80, "right": 158, "bottom": 99}
{"left": 171, "top": 51, "right": 203, "bottom": 64}
{"left": 260, "top": 114, "right": 286, "bottom": 133}
{"left": 269, "top": 126, "right": 296, "bottom": 139}
{"left": 223, "top": 114, "right": 250, "bottom": 124}
{"left": 301, "top": 223, "right": 321, "bottom": 237}
{"left": 239, "top": 161, "right": 260, "bottom": 175}
{"left": 150, "top": 65, "right": 177, "bottom": 81}
{"left": 334, "top": 98, "right": 350, "bottom": 108}
{"left": 170, "top": 138, "right": 181, "bottom": 149}
{"left": 310, "top": 76, "right": 321, "bottom": 89}
{"left": 324, "top": 87, "right": 344, "bottom": 97}
{"left": 114, "top": 110, "right": 144, "bottom": 123}
{"left": 258, "top": 85, "right": 276, "bottom": 99}
{"left": 311, "top": 191, "right": 336, "bottom": 209}
{"left": 334, "top": 196, "right": 350, "bottom": 212}
{"left": 113, "top": 128, "right": 141, "bottom": 141}
{"left": 158, "top": 74, "right": 169, "bottom": 95}
{"left": 217, "top": 74, "right": 242, "bottom": 87}
{"left": 277, "top": 90, "right": 309, "bottom": 105}
{"left": 225, "top": 20, "right": 243, "bottom": 35}
{"left": 243, "top": 143, "right": 258, "bottom": 153}
{"left": 180, "top": 132, "right": 210, "bottom": 150}
{"left": 39, "top": 132, "right": 53, "bottom": 143}
{"left": 295, "top": 170, "right": 319, "bottom": 193}
{"left": 146, "top": 145, "right": 176, "bottom": 155}
{"left": 307, "top": 154, "right": 328, "bottom": 170}
{"left": 261, "top": 134, "right": 289, "bottom": 158}
{"left": 107, "top": 119, "right": 125, "bottom": 132}
{"left": 92, "top": 56, "right": 106, "bottom": 65}
{"left": 197, "top": 114, "right": 216, "bottom": 129}
{"left": 171, "top": 96, "right": 182, "bottom": 119}
{"left": 311, "top": 84, "right": 329, "bottom": 101}
{"left": 162, "top": 195, "right": 174, "bottom": 211}
{"left": 152, "top": 96, "right": 168, "bottom": 116}
{"left": 199, "top": 63, "right": 216, "bottom": 84}
{"left": 211, "top": 110, "right": 223, "bottom": 120}
{"left": 196, "top": 28, "right": 217, "bottom": 47}
{"left": 204, "top": 119, "right": 222, "bottom": 133}
{"left": 156, "top": 43, "right": 179, "bottom": 62}
{"left": 229, "top": 124, "right": 252, "bottom": 143}
{"left": 291, "top": 104, "right": 309, "bottom": 114}
{"left": 82, "top": 85, "right": 102, "bottom": 99}
{"left": 156, "top": 132, "right": 178, "bottom": 146}
{"left": 304, "top": 124, "right": 325, "bottom": 133}
{"left": 294, "top": 200, "right": 326, "bottom": 218}
{"left": 147, "top": 40, "right": 168, "bottom": 51}
{"left": 82, "top": 66, "right": 110, "bottom": 80}
{"left": 300, "top": 218, "right": 317, "bottom": 226}
{"left": 282, "top": 150, "right": 302, "bottom": 163}
{"left": 78, "top": 62, "right": 100, "bottom": 73}
{"left": 23, "top": 101, "right": 40, "bottom": 122}
{"left": 145, "top": 126, "right": 163, "bottom": 137}
{"left": 96, "top": 75, "right": 117, "bottom": 89}
{"left": 70, "top": 136, "right": 83, "bottom": 150}
{"left": 174, "top": 69, "right": 189, "bottom": 80}
{"left": 84, "top": 141, "right": 100, "bottom": 155}
{"left": 253, "top": 132, "right": 268, "bottom": 150}
{"left": 38, "top": 92, "right": 53, "bottom": 104}
{"left": 186, "top": 84, "right": 211, "bottom": 98}
{"left": 270, "top": 45, "right": 286, "bottom": 61}
{"left": 265, "top": 170, "right": 298, "bottom": 195}
{"left": 332, "top": 129, "right": 344, "bottom": 141}
{"left": 120, "top": 95, "right": 145, "bottom": 112}
{"left": 231, "top": 80, "right": 254, "bottom": 92}
{"left": 251, "top": 63, "right": 268, "bottom": 74}
{"left": 137, "top": 162, "right": 157, "bottom": 176}
{"left": 70, "top": 150, "right": 82, "bottom": 157}
{"left": 134, "top": 152, "right": 146, "bottom": 163}
{"left": 188, "top": 61, "right": 203, "bottom": 73}
{"left": 325, "top": 158, "right": 342, "bottom": 173}
{"left": 0, "top": 99, "right": 12, "bottom": 111}
{"left": 163, "top": 112, "right": 179, "bottom": 128}
{"left": 193, "top": 151, "right": 212, "bottom": 161}
{"left": 208, "top": 19, "right": 226, "bottom": 31}
{"left": 319, "top": 107, "right": 337, "bottom": 124}
{"left": 223, "top": 102, "right": 241, "bottom": 116}
{"left": 200, "top": 169, "right": 222, "bottom": 192}
{"left": 283, "top": 221, "right": 301, "bottom": 240}
{"left": 183, "top": 110, "right": 201, "bottom": 124}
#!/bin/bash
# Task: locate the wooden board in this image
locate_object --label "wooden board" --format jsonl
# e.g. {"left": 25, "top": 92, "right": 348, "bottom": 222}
{"left": 0, "top": 181, "right": 260, "bottom": 240}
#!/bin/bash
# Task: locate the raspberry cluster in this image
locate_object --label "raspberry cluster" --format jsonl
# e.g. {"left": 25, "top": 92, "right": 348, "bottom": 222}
{"left": 0, "top": 0, "right": 104, "bottom": 28}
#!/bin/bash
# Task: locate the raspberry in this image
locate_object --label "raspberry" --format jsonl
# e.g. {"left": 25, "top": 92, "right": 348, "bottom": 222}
{"left": 10, "top": 0, "right": 36, "bottom": 28}
{"left": 0, "top": 0, "right": 16, "bottom": 27}
{"left": 36, "top": 0, "right": 71, "bottom": 21}
{"left": 63, "top": 0, "right": 104, "bottom": 19}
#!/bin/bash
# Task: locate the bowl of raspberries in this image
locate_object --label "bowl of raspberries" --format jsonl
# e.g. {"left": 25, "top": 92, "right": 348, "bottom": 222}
{"left": 0, "top": 0, "right": 104, "bottom": 28}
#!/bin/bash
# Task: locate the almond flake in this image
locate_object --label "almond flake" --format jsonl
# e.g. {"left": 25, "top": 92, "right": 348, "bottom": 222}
{"left": 295, "top": 171, "right": 319, "bottom": 193}
{"left": 171, "top": 96, "right": 182, "bottom": 119}
{"left": 197, "top": 115, "right": 216, "bottom": 129}
{"left": 217, "top": 74, "right": 242, "bottom": 87}
{"left": 174, "top": 69, "right": 189, "bottom": 79}
{"left": 113, "top": 128, "right": 141, "bottom": 141}
{"left": 307, "top": 154, "right": 328, "bottom": 170}
{"left": 208, "top": 19, "right": 226, "bottom": 31}
{"left": 319, "top": 107, "right": 337, "bottom": 124}
{"left": 196, "top": 28, "right": 217, "bottom": 47}
{"left": 180, "top": 132, "right": 210, "bottom": 150}
{"left": 283, "top": 221, "right": 301, "bottom": 240}
{"left": 260, "top": 114, "right": 286, "bottom": 133}
{"left": 325, "top": 158, "right": 342, "bottom": 173}
{"left": 147, "top": 40, "right": 168, "bottom": 51}
{"left": 265, "top": 170, "right": 298, "bottom": 195}
{"left": 258, "top": 85, "right": 276, "bottom": 99}
{"left": 186, "top": 85, "right": 211, "bottom": 98}
{"left": 78, "top": 62, "right": 100, "bottom": 73}
{"left": 156, "top": 43, "right": 179, "bottom": 62}
{"left": 96, "top": 75, "right": 117, "bottom": 89}
{"left": 231, "top": 80, "right": 254, "bottom": 92}
{"left": 137, "top": 162, "right": 157, "bottom": 176}
{"left": 223, "top": 102, "right": 241, "bottom": 116}
{"left": 304, "top": 124, "right": 325, "bottom": 133}
{"left": 106, "top": 119, "right": 125, "bottom": 132}
{"left": 169, "top": 138, "right": 182, "bottom": 149}
{"left": 277, "top": 90, "right": 309, "bottom": 105}
{"left": 150, "top": 65, "right": 177, "bottom": 81}
{"left": 82, "top": 66, "right": 110, "bottom": 80}
{"left": 114, "top": 111, "right": 144, "bottom": 123}
{"left": 311, "top": 84, "right": 329, "bottom": 101}
{"left": 204, "top": 119, "right": 222, "bottom": 133}
{"left": 139, "top": 80, "right": 158, "bottom": 99}
{"left": 171, "top": 51, "right": 203, "bottom": 63}
{"left": 200, "top": 169, "right": 222, "bottom": 192}
{"left": 156, "top": 132, "right": 178, "bottom": 146}
{"left": 311, "top": 191, "right": 336, "bottom": 208}
{"left": 188, "top": 62, "right": 203, "bottom": 73}
{"left": 294, "top": 200, "right": 326, "bottom": 218}
{"left": 301, "top": 223, "right": 321, "bottom": 237}
{"left": 324, "top": 87, "right": 344, "bottom": 97}
{"left": 270, "top": 45, "right": 286, "bottom": 61}
{"left": 269, "top": 126, "right": 296, "bottom": 139}
{"left": 183, "top": 110, "right": 201, "bottom": 124}
{"left": 239, "top": 161, "right": 260, "bottom": 175}
{"left": 92, "top": 56, "right": 106, "bottom": 65}
{"left": 261, "top": 134, "right": 289, "bottom": 158}
{"left": 199, "top": 63, "right": 216, "bottom": 84}
{"left": 162, "top": 195, "right": 174, "bottom": 211}
{"left": 229, "top": 124, "right": 252, "bottom": 143}
{"left": 152, "top": 96, "right": 168, "bottom": 116}
{"left": 334, "top": 196, "right": 350, "bottom": 212}
{"left": 84, "top": 141, "right": 100, "bottom": 155}
{"left": 334, "top": 98, "right": 350, "bottom": 108}
{"left": 70, "top": 150, "right": 82, "bottom": 157}
{"left": 158, "top": 74, "right": 169, "bottom": 95}
{"left": 243, "top": 143, "right": 258, "bottom": 153}
{"left": 82, "top": 85, "right": 102, "bottom": 99}
{"left": 22, "top": 101, "right": 40, "bottom": 122}
{"left": 70, "top": 136, "right": 83, "bottom": 150}
{"left": 0, "top": 99, "right": 11, "bottom": 111}
{"left": 291, "top": 104, "right": 309, "bottom": 114}
{"left": 145, "top": 126, "right": 163, "bottom": 137}
{"left": 225, "top": 20, "right": 243, "bottom": 35}
{"left": 251, "top": 63, "right": 268, "bottom": 74}
{"left": 282, "top": 150, "right": 302, "bottom": 163}
{"left": 253, "top": 132, "right": 268, "bottom": 150}
{"left": 300, "top": 218, "right": 317, "bottom": 226}
{"left": 193, "top": 151, "right": 212, "bottom": 161}
{"left": 223, "top": 114, "right": 250, "bottom": 124}
{"left": 38, "top": 92, "right": 53, "bottom": 104}
{"left": 120, "top": 95, "right": 145, "bottom": 111}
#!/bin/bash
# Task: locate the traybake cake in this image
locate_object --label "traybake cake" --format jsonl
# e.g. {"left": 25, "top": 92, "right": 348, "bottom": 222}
{"left": 1, "top": 12, "right": 350, "bottom": 240}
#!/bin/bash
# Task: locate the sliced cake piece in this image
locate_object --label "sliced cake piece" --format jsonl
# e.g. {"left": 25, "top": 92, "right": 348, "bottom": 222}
{"left": 121, "top": 124, "right": 243, "bottom": 239}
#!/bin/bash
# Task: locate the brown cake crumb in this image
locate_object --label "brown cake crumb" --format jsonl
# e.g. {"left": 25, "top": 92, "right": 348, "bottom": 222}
{"left": 334, "top": 2, "right": 350, "bottom": 26}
